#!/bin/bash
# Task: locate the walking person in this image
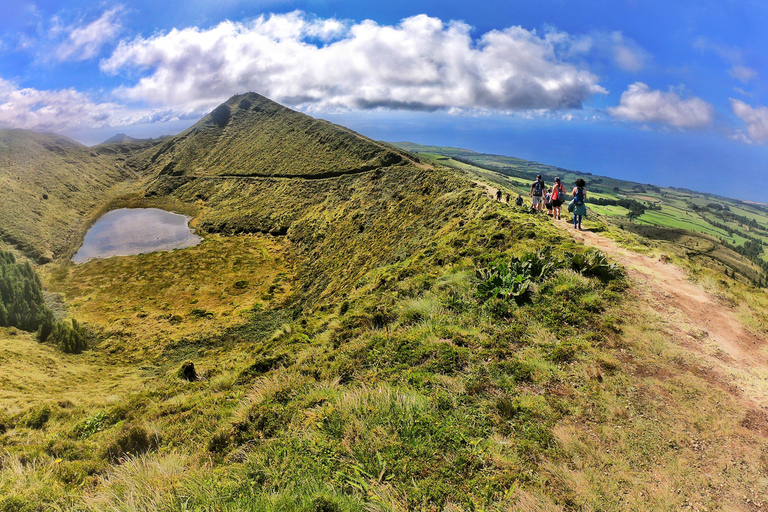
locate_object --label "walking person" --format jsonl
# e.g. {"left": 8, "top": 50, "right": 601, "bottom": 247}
{"left": 551, "top": 177, "right": 565, "bottom": 220}
{"left": 530, "top": 174, "right": 545, "bottom": 211}
{"left": 496, "top": 189, "right": 502, "bottom": 201}
{"left": 545, "top": 188, "right": 553, "bottom": 216}
{"left": 570, "top": 178, "right": 587, "bottom": 230}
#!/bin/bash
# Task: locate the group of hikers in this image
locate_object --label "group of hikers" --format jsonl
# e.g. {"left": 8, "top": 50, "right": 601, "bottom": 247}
{"left": 494, "top": 174, "right": 587, "bottom": 230}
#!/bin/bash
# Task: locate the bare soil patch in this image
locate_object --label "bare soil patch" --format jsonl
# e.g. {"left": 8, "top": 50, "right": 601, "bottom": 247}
{"left": 562, "top": 222, "right": 768, "bottom": 406}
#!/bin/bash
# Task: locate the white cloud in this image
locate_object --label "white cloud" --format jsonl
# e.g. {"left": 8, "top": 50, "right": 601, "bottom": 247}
{"left": 728, "top": 65, "right": 758, "bottom": 84}
{"left": 731, "top": 99, "right": 768, "bottom": 143}
{"left": 55, "top": 6, "right": 125, "bottom": 61}
{"left": 694, "top": 37, "right": 759, "bottom": 84}
{"left": 568, "top": 31, "right": 651, "bottom": 72}
{"left": 0, "top": 77, "right": 189, "bottom": 133}
{"left": 100, "top": 11, "right": 607, "bottom": 113}
{"left": 608, "top": 82, "right": 714, "bottom": 128}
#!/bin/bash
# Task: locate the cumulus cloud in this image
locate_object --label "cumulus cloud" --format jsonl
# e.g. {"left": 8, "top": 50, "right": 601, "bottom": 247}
{"left": 100, "top": 11, "right": 607, "bottom": 113}
{"left": 0, "top": 77, "right": 187, "bottom": 132}
{"left": 731, "top": 99, "right": 768, "bottom": 143}
{"left": 55, "top": 6, "right": 125, "bottom": 61}
{"left": 608, "top": 82, "right": 714, "bottom": 128}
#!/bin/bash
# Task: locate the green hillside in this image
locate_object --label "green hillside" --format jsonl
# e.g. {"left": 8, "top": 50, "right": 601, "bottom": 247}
{"left": 133, "top": 92, "right": 404, "bottom": 180}
{"left": 1, "top": 97, "right": 767, "bottom": 511}
{"left": 0, "top": 130, "right": 143, "bottom": 262}
{"left": 397, "top": 142, "right": 768, "bottom": 285}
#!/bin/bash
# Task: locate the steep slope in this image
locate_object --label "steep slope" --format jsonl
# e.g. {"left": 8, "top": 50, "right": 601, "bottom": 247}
{"left": 0, "top": 129, "right": 137, "bottom": 261}
{"left": 131, "top": 93, "right": 432, "bottom": 303}
{"left": 133, "top": 92, "right": 402, "bottom": 180}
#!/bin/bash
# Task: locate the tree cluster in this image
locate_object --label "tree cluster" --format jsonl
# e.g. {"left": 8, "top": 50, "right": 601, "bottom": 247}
{"left": 0, "top": 250, "right": 86, "bottom": 353}
{"left": 586, "top": 197, "right": 649, "bottom": 219}
{"left": 0, "top": 250, "right": 50, "bottom": 331}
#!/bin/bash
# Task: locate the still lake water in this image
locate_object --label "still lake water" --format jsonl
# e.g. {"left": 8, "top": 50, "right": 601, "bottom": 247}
{"left": 73, "top": 208, "right": 201, "bottom": 263}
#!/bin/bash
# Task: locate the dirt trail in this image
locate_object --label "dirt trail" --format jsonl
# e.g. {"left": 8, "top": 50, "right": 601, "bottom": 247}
{"left": 562, "top": 221, "right": 768, "bottom": 405}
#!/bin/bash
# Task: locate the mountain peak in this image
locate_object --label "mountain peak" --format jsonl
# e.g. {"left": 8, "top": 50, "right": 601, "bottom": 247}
{"left": 137, "top": 92, "right": 403, "bottom": 179}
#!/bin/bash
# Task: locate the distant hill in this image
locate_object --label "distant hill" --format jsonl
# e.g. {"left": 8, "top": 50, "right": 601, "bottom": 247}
{"left": 0, "top": 129, "right": 137, "bottom": 261}
{"left": 101, "top": 133, "right": 147, "bottom": 144}
{"left": 131, "top": 92, "right": 403, "bottom": 180}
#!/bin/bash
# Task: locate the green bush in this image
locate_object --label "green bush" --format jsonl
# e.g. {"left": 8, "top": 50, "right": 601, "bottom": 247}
{"left": 0, "top": 250, "right": 54, "bottom": 333}
{"left": 47, "top": 318, "right": 87, "bottom": 354}
{"left": 566, "top": 249, "right": 623, "bottom": 281}
{"left": 476, "top": 249, "right": 561, "bottom": 304}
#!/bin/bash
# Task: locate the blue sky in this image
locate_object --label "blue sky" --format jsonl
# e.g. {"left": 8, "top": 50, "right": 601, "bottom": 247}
{"left": 1, "top": 1, "right": 767, "bottom": 200}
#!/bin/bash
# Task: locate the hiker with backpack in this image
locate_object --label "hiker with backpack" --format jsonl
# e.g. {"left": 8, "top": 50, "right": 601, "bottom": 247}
{"left": 550, "top": 177, "right": 565, "bottom": 220}
{"left": 569, "top": 178, "right": 587, "bottom": 230}
{"left": 515, "top": 195, "right": 524, "bottom": 207}
{"left": 530, "top": 175, "right": 546, "bottom": 211}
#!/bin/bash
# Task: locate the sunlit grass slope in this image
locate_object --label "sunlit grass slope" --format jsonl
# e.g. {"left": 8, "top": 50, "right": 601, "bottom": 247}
{"left": 44, "top": 234, "right": 291, "bottom": 354}
{"left": 0, "top": 129, "right": 141, "bottom": 262}
{"left": 2, "top": 96, "right": 768, "bottom": 511}
{"left": 3, "top": 191, "right": 768, "bottom": 511}
{"left": 132, "top": 92, "right": 403, "bottom": 180}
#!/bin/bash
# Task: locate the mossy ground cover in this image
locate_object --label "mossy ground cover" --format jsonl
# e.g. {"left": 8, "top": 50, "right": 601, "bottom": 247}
{"left": 43, "top": 234, "right": 291, "bottom": 354}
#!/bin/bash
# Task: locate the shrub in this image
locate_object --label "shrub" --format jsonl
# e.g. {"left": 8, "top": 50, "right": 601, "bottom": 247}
{"left": 0, "top": 249, "right": 54, "bottom": 333}
{"left": 566, "top": 249, "right": 623, "bottom": 281}
{"left": 104, "top": 424, "right": 159, "bottom": 463}
{"left": 73, "top": 411, "right": 108, "bottom": 439}
{"left": 47, "top": 318, "right": 87, "bottom": 354}
{"left": 476, "top": 249, "right": 561, "bottom": 304}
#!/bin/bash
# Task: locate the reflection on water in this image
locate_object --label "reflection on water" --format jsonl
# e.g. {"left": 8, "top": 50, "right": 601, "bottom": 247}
{"left": 73, "top": 208, "right": 201, "bottom": 263}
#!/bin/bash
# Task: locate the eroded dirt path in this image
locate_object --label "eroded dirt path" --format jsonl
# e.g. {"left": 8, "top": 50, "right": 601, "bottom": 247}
{"left": 563, "top": 222, "right": 768, "bottom": 405}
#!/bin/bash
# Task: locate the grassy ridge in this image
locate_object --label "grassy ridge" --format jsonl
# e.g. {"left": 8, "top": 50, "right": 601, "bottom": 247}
{"left": 132, "top": 93, "right": 403, "bottom": 180}
{"left": 402, "top": 142, "right": 768, "bottom": 284}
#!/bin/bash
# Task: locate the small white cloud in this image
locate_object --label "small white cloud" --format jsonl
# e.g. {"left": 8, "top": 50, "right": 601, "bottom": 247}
{"left": 55, "top": 6, "right": 125, "bottom": 61}
{"left": 608, "top": 82, "right": 713, "bottom": 129}
{"left": 564, "top": 31, "right": 651, "bottom": 72}
{"left": 100, "top": 11, "right": 607, "bottom": 113}
{"left": 730, "top": 99, "right": 768, "bottom": 143}
{"left": 694, "top": 37, "right": 758, "bottom": 84}
{"left": 728, "top": 65, "right": 758, "bottom": 84}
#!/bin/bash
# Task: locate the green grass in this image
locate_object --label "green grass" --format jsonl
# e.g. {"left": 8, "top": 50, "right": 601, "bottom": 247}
{"left": 3, "top": 101, "right": 768, "bottom": 511}
{"left": 0, "top": 130, "right": 142, "bottom": 262}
